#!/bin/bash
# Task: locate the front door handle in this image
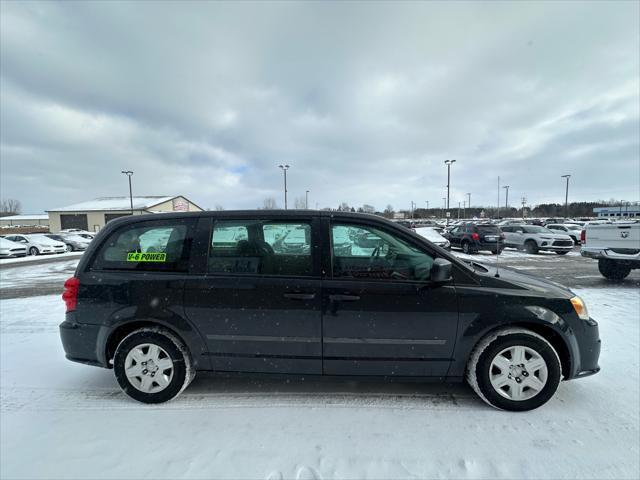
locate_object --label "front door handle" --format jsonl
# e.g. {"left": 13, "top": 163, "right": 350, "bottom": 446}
{"left": 328, "top": 294, "right": 360, "bottom": 302}
{"left": 283, "top": 293, "right": 316, "bottom": 300}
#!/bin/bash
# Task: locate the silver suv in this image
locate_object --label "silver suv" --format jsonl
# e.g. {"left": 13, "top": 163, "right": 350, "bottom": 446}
{"left": 501, "top": 225, "right": 574, "bottom": 255}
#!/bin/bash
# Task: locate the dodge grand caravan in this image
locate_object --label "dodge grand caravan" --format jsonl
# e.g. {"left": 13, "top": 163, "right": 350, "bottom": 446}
{"left": 60, "top": 211, "right": 600, "bottom": 411}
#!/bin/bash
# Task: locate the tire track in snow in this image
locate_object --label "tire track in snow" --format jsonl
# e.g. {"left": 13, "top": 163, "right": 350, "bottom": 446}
{"left": 1, "top": 386, "right": 480, "bottom": 412}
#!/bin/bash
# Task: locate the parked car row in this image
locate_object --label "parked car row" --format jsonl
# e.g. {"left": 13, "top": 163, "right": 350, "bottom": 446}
{"left": 0, "top": 230, "right": 95, "bottom": 258}
{"left": 438, "top": 222, "right": 576, "bottom": 255}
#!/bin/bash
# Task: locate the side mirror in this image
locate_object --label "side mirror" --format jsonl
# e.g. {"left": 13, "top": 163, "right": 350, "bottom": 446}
{"left": 431, "top": 258, "right": 453, "bottom": 283}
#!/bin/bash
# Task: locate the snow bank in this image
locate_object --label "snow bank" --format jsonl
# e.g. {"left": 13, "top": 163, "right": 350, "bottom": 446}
{"left": 1, "top": 289, "right": 638, "bottom": 479}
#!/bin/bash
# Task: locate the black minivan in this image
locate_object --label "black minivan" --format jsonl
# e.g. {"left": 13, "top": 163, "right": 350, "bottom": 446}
{"left": 60, "top": 211, "right": 600, "bottom": 411}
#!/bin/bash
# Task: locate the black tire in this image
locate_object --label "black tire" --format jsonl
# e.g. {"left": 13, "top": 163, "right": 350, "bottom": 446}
{"left": 556, "top": 251, "right": 569, "bottom": 255}
{"left": 114, "top": 327, "right": 195, "bottom": 404}
{"left": 66, "top": 244, "right": 74, "bottom": 252}
{"left": 29, "top": 247, "right": 39, "bottom": 256}
{"left": 598, "top": 259, "right": 631, "bottom": 281}
{"left": 466, "top": 327, "right": 562, "bottom": 411}
{"left": 462, "top": 241, "right": 473, "bottom": 254}
{"left": 524, "top": 240, "right": 539, "bottom": 254}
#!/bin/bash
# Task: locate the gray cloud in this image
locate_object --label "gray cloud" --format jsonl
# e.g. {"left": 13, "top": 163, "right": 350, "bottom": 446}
{"left": 1, "top": 1, "right": 638, "bottom": 213}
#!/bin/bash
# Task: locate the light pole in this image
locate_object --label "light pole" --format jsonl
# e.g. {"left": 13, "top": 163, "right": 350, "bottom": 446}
{"left": 442, "top": 197, "right": 446, "bottom": 219}
{"left": 444, "top": 159, "right": 456, "bottom": 224}
{"left": 305, "top": 190, "right": 309, "bottom": 209}
{"left": 561, "top": 174, "right": 571, "bottom": 219}
{"left": 503, "top": 185, "right": 510, "bottom": 215}
{"left": 278, "top": 164, "right": 290, "bottom": 209}
{"left": 458, "top": 201, "right": 461, "bottom": 219}
{"left": 121, "top": 170, "right": 134, "bottom": 214}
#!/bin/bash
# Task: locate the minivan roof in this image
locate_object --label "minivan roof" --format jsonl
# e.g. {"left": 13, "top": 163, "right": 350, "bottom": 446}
{"left": 105, "top": 209, "right": 387, "bottom": 223}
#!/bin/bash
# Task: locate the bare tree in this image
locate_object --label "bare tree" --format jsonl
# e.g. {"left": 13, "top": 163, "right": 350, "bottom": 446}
{"left": 362, "top": 204, "right": 375, "bottom": 214}
{"left": 214, "top": 205, "right": 225, "bottom": 211}
{"left": 263, "top": 197, "right": 278, "bottom": 210}
{"left": 0, "top": 198, "right": 21, "bottom": 216}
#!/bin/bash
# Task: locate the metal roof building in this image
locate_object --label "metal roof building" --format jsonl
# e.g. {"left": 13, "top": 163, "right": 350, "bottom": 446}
{"left": 47, "top": 195, "right": 203, "bottom": 232}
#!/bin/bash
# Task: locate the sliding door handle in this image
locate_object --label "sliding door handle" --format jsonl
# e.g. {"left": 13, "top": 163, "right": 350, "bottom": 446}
{"left": 283, "top": 293, "right": 316, "bottom": 300}
{"left": 329, "top": 294, "right": 360, "bottom": 302}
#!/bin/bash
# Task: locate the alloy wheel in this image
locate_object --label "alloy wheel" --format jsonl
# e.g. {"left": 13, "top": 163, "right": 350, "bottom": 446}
{"left": 489, "top": 345, "right": 548, "bottom": 401}
{"left": 124, "top": 343, "right": 174, "bottom": 394}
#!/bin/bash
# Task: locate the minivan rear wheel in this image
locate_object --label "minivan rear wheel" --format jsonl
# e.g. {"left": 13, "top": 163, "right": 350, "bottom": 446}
{"left": 113, "top": 327, "right": 195, "bottom": 404}
{"left": 466, "top": 328, "right": 562, "bottom": 411}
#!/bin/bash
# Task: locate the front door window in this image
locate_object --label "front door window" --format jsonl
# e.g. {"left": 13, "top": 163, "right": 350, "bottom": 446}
{"left": 331, "top": 224, "right": 434, "bottom": 281}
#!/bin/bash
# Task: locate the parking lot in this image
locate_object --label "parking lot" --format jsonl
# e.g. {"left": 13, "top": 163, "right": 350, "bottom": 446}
{"left": 0, "top": 248, "right": 638, "bottom": 479}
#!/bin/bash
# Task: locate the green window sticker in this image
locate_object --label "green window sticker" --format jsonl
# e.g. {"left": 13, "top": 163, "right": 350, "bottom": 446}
{"left": 127, "top": 252, "right": 167, "bottom": 262}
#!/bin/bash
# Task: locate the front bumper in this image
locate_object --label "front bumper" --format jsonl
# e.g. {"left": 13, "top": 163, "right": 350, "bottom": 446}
{"left": 0, "top": 251, "right": 27, "bottom": 258}
{"left": 569, "top": 317, "right": 601, "bottom": 380}
{"left": 540, "top": 246, "right": 573, "bottom": 252}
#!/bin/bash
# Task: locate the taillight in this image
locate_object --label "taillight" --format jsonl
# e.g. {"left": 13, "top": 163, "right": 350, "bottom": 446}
{"left": 580, "top": 229, "right": 586, "bottom": 243}
{"left": 62, "top": 277, "right": 79, "bottom": 312}
{"left": 471, "top": 232, "right": 480, "bottom": 241}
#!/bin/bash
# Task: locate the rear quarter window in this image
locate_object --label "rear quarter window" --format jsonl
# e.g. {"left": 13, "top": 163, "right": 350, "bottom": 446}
{"left": 91, "top": 218, "right": 197, "bottom": 272}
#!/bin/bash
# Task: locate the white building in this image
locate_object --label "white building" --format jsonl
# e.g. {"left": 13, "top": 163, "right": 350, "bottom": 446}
{"left": 0, "top": 214, "right": 50, "bottom": 228}
{"left": 593, "top": 206, "right": 640, "bottom": 218}
{"left": 47, "top": 196, "right": 203, "bottom": 232}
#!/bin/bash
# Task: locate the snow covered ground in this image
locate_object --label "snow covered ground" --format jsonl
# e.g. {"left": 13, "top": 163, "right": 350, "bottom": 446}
{"left": 0, "top": 258, "right": 79, "bottom": 290}
{"left": 0, "top": 250, "right": 83, "bottom": 265}
{"left": 1, "top": 289, "right": 638, "bottom": 479}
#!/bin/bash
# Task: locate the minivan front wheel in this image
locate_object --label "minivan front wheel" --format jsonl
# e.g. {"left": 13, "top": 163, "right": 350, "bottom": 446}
{"left": 466, "top": 328, "right": 562, "bottom": 411}
{"left": 114, "top": 327, "right": 195, "bottom": 404}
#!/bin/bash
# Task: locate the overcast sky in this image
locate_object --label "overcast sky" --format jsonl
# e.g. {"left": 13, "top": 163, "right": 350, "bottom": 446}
{"left": 1, "top": 1, "right": 638, "bottom": 213}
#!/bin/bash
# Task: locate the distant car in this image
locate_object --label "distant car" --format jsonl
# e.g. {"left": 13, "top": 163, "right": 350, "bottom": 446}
{"left": 444, "top": 222, "right": 505, "bottom": 254}
{"left": 0, "top": 237, "right": 28, "bottom": 258}
{"left": 414, "top": 227, "right": 451, "bottom": 249}
{"left": 46, "top": 234, "right": 91, "bottom": 252}
{"left": 279, "top": 227, "right": 311, "bottom": 254}
{"left": 1, "top": 234, "right": 66, "bottom": 256}
{"left": 396, "top": 220, "right": 416, "bottom": 230}
{"left": 545, "top": 224, "right": 583, "bottom": 245}
{"left": 501, "top": 225, "right": 574, "bottom": 254}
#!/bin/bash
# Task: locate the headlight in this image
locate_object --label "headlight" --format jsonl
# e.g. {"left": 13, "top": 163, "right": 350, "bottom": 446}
{"left": 570, "top": 296, "right": 590, "bottom": 321}
{"left": 443, "top": 241, "right": 450, "bottom": 248}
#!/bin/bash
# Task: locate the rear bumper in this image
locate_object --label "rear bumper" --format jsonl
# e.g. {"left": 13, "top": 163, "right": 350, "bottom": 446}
{"left": 582, "top": 247, "right": 640, "bottom": 264}
{"left": 59, "top": 316, "right": 109, "bottom": 368}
